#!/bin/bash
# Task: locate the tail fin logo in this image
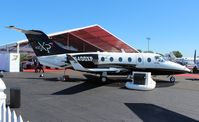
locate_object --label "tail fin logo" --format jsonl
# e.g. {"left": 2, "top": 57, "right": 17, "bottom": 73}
{"left": 35, "top": 42, "right": 52, "bottom": 53}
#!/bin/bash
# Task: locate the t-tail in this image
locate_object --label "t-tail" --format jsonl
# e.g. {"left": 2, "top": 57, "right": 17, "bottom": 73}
{"left": 6, "top": 26, "right": 75, "bottom": 56}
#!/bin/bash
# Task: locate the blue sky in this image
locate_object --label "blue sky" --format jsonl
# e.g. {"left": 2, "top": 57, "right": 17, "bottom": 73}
{"left": 1, "top": 0, "right": 199, "bottom": 57}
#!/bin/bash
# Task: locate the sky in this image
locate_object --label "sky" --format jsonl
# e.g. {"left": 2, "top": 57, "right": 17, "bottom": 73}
{"left": 1, "top": 0, "right": 199, "bottom": 57}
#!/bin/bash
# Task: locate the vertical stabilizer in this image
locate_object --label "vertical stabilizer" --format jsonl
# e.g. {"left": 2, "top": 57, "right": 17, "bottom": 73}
{"left": 6, "top": 26, "right": 75, "bottom": 56}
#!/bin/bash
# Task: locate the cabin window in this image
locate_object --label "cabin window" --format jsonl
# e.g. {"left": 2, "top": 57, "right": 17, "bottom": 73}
{"left": 110, "top": 57, "right": 114, "bottom": 62}
{"left": 147, "top": 58, "right": 151, "bottom": 63}
{"left": 138, "top": 57, "right": 142, "bottom": 62}
{"left": 128, "top": 57, "right": 132, "bottom": 62}
{"left": 101, "top": 57, "right": 105, "bottom": 62}
{"left": 119, "top": 57, "right": 122, "bottom": 62}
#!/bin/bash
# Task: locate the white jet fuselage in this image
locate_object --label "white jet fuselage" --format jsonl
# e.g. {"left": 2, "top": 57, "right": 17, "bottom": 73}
{"left": 37, "top": 52, "right": 190, "bottom": 75}
{"left": 40, "top": 52, "right": 190, "bottom": 75}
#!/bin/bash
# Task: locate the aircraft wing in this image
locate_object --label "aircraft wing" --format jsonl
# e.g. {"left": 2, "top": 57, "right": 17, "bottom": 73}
{"left": 67, "top": 55, "right": 128, "bottom": 73}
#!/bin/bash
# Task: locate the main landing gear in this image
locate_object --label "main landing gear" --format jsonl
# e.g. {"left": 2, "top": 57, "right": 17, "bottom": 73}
{"left": 100, "top": 72, "right": 107, "bottom": 82}
{"left": 60, "top": 68, "right": 70, "bottom": 81}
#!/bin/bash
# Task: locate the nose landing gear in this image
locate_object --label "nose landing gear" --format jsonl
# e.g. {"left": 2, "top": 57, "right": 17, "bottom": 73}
{"left": 169, "top": 76, "right": 176, "bottom": 83}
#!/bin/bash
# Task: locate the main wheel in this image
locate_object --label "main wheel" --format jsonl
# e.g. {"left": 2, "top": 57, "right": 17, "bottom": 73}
{"left": 101, "top": 77, "right": 107, "bottom": 82}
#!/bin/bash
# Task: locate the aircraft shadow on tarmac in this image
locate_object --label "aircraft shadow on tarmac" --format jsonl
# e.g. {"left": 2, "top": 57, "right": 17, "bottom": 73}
{"left": 125, "top": 103, "right": 198, "bottom": 122}
{"left": 51, "top": 74, "right": 127, "bottom": 95}
{"left": 51, "top": 74, "right": 175, "bottom": 95}
{"left": 185, "top": 78, "right": 199, "bottom": 81}
{"left": 155, "top": 80, "right": 176, "bottom": 88}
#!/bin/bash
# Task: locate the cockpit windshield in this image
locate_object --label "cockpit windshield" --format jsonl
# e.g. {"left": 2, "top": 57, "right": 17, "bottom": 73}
{"left": 155, "top": 55, "right": 165, "bottom": 62}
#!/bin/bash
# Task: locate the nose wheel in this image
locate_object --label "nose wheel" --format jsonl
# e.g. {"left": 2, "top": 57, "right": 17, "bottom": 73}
{"left": 170, "top": 76, "right": 176, "bottom": 83}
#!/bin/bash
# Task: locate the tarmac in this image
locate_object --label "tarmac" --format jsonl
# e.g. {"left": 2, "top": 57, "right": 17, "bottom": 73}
{"left": 1, "top": 70, "right": 199, "bottom": 122}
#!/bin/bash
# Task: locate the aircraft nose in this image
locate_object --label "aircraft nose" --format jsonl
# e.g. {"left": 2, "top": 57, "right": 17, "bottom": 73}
{"left": 183, "top": 66, "right": 191, "bottom": 73}
{"left": 168, "top": 61, "right": 191, "bottom": 73}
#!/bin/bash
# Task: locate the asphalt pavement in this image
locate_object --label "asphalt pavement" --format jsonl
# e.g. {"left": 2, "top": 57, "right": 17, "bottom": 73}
{"left": 1, "top": 70, "right": 199, "bottom": 122}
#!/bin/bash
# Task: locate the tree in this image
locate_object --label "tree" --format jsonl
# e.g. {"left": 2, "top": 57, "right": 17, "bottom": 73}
{"left": 20, "top": 54, "right": 32, "bottom": 62}
{"left": 172, "top": 51, "right": 183, "bottom": 58}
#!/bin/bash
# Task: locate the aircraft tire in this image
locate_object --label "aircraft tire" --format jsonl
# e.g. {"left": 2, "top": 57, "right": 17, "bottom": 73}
{"left": 101, "top": 77, "right": 107, "bottom": 82}
{"left": 170, "top": 76, "right": 175, "bottom": 83}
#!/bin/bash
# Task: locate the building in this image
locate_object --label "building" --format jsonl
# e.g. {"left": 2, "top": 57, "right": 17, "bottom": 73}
{"left": 0, "top": 25, "right": 138, "bottom": 55}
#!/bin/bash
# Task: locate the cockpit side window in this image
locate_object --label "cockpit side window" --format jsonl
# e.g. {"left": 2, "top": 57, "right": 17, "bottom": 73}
{"left": 155, "top": 56, "right": 165, "bottom": 62}
{"left": 155, "top": 56, "right": 160, "bottom": 61}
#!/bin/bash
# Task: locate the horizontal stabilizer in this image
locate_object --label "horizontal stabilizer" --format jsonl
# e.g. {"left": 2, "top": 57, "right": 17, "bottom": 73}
{"left": 6, "top": 26, "right": 41, "bottom": 35}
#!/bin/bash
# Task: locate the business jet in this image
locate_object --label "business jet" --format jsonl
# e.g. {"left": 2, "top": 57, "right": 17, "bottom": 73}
{"left": 7, "top": 26, "right": 191, "bottom": 82}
